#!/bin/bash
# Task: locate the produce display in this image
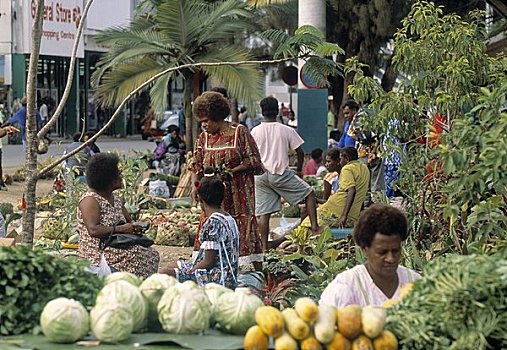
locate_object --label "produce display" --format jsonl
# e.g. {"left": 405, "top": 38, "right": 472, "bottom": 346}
{"left": 90, "top": 302, "right": 134, "bottom": 343}
{"left": 39, "top": 298, "right": 89, "bottom": 343}
{"left": 139, "top": 273, "right": 179, "bottom": 330}
{"left": 37, "top": 272, "right": 265, "bottom": 344}
{"left": 245, "top": 298, "right": 398, "bottom": 350}
{"left": 105, "top": 271, "right": 143, "bottom": 287}
{"left": 214, "top": 287, "right": 265, "bottom": 335}
{"left": 141, "top": 208, "right": 201, "bottom": 246}
{"left": 387, "top": 252, "right": 507, "bottom": 350}
{"left": 0, "top": 246, "right": 102, "bottom": 336}
{"left": 95, "top": 280, "right": 148, "bottom": 332}
{"left": 157, "top": 281, "right": 212, "bottom": 334}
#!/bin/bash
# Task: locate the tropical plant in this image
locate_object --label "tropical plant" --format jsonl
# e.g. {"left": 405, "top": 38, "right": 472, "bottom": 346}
{"left": 92, "top": 0, "right": 263, "bottom": 149}
{"left": 282, "top": 229, "right": 358, "bottom": 304}
{"left": 116, "top": 153, "right": 149, "bottom": 221}
{"left": 345, "top": 1, "right": 507, "bottom": 256}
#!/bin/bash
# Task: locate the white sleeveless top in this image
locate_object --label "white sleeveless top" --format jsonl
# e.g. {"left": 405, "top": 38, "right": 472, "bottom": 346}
{"left": 319, "top": 264, "right": 420, "bottom": 308}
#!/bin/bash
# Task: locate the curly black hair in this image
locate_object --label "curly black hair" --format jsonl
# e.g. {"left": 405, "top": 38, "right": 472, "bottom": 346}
{"left": 326, "top": 147, "right": 340, "bottom": 161}
{"left": 85, "top": 153, "right": 120, "bottom": 191}
{"left": 343, "top": 99, "right": 360, "bottom": 111}
{"left": 260, "top": 96, "right": 279, "bottom": 118}
{"left": 353, "top": 204, "right": 408, "bottom": 248}
{"left": 195, "top": 167, "right": 225, "bottom": 207}
{"left": 192, "top": 92, "right": 230, "bottom": 121}
{"left": 340, "top": 147, "right": 358, "bottom": 161}
{"left": 311, "top": 148, "right": 323, "bottom": 160}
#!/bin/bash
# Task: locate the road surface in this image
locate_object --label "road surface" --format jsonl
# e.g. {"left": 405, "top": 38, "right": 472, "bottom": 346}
{"left": 2, "top": 136, "right": 156, "bottom": 170}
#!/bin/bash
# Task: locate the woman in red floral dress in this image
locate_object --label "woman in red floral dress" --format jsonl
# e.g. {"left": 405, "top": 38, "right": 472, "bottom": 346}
{"left": 189, "top": 92, "right": 264, "bottom": 272}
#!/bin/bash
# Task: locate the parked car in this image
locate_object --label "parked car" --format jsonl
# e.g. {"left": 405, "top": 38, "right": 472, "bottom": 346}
{"left": 142, "top": 111, "right": 179, "bottom": 140}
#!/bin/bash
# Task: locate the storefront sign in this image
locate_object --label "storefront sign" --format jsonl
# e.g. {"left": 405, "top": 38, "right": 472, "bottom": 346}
{"left": 26, "top": 0, "right": 84, "bottom": 58}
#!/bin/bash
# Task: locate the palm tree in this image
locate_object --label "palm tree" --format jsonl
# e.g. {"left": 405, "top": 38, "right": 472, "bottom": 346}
{"left": 92, "top": 0, "right": 262, "bottom": 148}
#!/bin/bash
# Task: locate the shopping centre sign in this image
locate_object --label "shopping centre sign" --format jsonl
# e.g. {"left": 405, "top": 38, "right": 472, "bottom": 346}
{"left": 25, "top": 0, "right": 84, "bottom": 58}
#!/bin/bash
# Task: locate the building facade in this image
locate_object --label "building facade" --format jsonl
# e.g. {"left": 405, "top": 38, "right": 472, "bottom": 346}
{"left": 0, "top": 0, "right": 139, "bottom": 136}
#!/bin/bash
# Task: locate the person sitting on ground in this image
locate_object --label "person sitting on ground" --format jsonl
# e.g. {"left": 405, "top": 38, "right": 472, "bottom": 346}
{"left": 291, "top": 147, "right": 369, "bottom": 243}
{"left": 83, "top": 131, "right": 100, "bottom": 155}
{"left": 251, "top": 96, "right": 322, "bottom": 251}
{"left": 77, "top": 153, "right": 160, "bottom": 278}
{"left": 320, "top": 148, "right": 341, "bottom": 203}
{"left": 320, "top": 204, "right": 420, "bottom": 308}
{"left": 154, "top": 125, "right": 184, "bottom": 176}
{"left": 159, "top": 168, "right": 239, "bottom": 288}
{"left": 304, "top": 148, "right": 324, "bottom": 176}
{"left": 64, "top": 132, "right": 92, "bottom": 183}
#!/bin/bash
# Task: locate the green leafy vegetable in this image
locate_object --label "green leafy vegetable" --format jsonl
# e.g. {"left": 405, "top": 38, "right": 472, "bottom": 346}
{"left": 0, "top": 246, "right": 103, "bottom": 335}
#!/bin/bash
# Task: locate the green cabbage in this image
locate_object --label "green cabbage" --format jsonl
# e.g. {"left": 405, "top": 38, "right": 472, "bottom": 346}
{"left": 95, "top": 280, "right": 148, "bottom": 332}
{"left": 157, "top": 283, "right": 211, "bottom": 334}
{"left": 215, "top": 288, "right": 264, "bottom": 334}
{"left": 105, "top": 272, "right": 143, "bottom": 286}
{"left": 90, "top": 302, "right": 133, "bottom": 343}
{"left": 139, "top": 274, "right": 178, "bottom": 330}
{"left": 204, "top": 283, "right": 232, "bottom": 325}
{"left": 40, "top": 298, "right": 89, "bottom": 343}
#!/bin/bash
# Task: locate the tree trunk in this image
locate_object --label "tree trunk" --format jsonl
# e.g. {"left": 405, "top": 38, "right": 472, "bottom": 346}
{"left": 381, "top": 54, "right": 397, "bottom": 92}
{"left": 21, "top": 0, "right": 44, "bottom": 246}
{"left": 183, "top": 71, "right": 194, "bottom": 150}
{"left": 22, "top": 0, "right": 94, "bottom": 245}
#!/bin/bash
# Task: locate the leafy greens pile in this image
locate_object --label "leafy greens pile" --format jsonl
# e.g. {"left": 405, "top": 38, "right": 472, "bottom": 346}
{"left": 387, "top": 250, "right": 507, "bottom": 350}
{"left": 0, "top": 246, "right": 103, "bottom": 335}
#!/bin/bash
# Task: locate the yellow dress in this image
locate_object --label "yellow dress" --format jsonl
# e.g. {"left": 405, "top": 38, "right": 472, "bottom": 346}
{"left": 295, "top": 161, "right": 369, "bottom": 240}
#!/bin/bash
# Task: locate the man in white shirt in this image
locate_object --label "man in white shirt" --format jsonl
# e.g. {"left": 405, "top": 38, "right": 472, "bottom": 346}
{"left": 251, "top": 96, "right": 322, "bottom": 251}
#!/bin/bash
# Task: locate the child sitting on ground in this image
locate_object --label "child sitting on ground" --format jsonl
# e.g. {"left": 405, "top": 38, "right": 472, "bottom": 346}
{"left": 304, "top": 148, "right": 324, "bottom": 176}
{"left": 159, "top": 168, "right": 239, "bottom": 288}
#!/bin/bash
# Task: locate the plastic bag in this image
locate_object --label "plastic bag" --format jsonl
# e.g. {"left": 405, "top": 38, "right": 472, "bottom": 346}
{"left": 89, "top": 253, "right": 112, "bottom": 277}
{"left": 149, "top": 179, "right": 170, "bottom": 198}
{"left": 272, "top": 215, "right": 300, "bottom": 236}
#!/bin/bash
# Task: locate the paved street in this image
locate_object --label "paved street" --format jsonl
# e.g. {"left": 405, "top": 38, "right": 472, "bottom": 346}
{"left": 2, "top": 136, "right": 156, "bottom": 170}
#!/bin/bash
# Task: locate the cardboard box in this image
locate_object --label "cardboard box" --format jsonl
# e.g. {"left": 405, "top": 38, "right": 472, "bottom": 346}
{"left": 0, "top": 238, "right": 16, "bottom": 246}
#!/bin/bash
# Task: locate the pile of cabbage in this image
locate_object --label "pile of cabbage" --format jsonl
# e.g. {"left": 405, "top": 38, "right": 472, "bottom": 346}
{"left": 39, "top": 272, "right": 264, "bottom": 344}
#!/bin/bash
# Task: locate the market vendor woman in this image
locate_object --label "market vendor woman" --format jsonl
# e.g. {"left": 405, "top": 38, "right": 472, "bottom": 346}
{"left": 320, "top": 204, "right": 420, "bottom": 308}
{"left": 77, "top": 153, "right": 160, "bottom": 278}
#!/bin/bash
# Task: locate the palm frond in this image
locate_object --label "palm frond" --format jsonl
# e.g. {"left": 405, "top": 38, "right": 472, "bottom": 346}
{"left": 246, "top": 0, "right": 291, "bottom": 8}
{"left": 150, "top": 71, "right": 173, "bottom": 111}
{"left": 200, "top": 47, "right": 263, "bottom": 110}
{"left": 314, "top": 42, "right": 345, "bottom": 56}
{"left": 260, "top": 29, "right": 297, "bottom": 58}
{"left": 93, "top": 57, "right": 172, "bottom": 108}
{"left": 301, "top": 56, "right": 343, "bottom": 87}
{"left": 157, "top": 0, "right": 206, "bottom": 49}
{"left": 196, "top": 0, "right": 254, "bottom": 47}
{"left": 294, "top": 25, "right": 325, "bottom": 40}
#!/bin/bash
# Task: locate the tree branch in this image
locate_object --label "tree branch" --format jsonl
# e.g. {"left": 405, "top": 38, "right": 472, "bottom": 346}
{"left": 38, "top": 55, "right": 310, "bottom": 177}
{"left": 37, "top": 0, "right": 95, "bottom": 139}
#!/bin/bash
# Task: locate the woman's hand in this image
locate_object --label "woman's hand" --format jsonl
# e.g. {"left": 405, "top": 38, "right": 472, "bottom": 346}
{"left": 118, "top": 223, "right": 136, "bottom": 234}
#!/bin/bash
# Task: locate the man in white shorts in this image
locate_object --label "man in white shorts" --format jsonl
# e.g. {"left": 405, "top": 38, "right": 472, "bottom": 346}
{"left": 251, "top": 96, "right": 322, "bottom": 251}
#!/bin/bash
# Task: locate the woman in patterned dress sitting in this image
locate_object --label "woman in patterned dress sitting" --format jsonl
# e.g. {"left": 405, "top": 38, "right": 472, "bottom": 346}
{"left": 77, "top": 153, "right": 160, "bottom": 278}
{"left": 159, "top": 168, "right": 240, "bottom": 288}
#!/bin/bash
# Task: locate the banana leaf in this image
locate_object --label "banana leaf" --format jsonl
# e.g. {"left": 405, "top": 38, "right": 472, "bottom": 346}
{"left": 0, "top": 331, "right": 244, "bottom": 350}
